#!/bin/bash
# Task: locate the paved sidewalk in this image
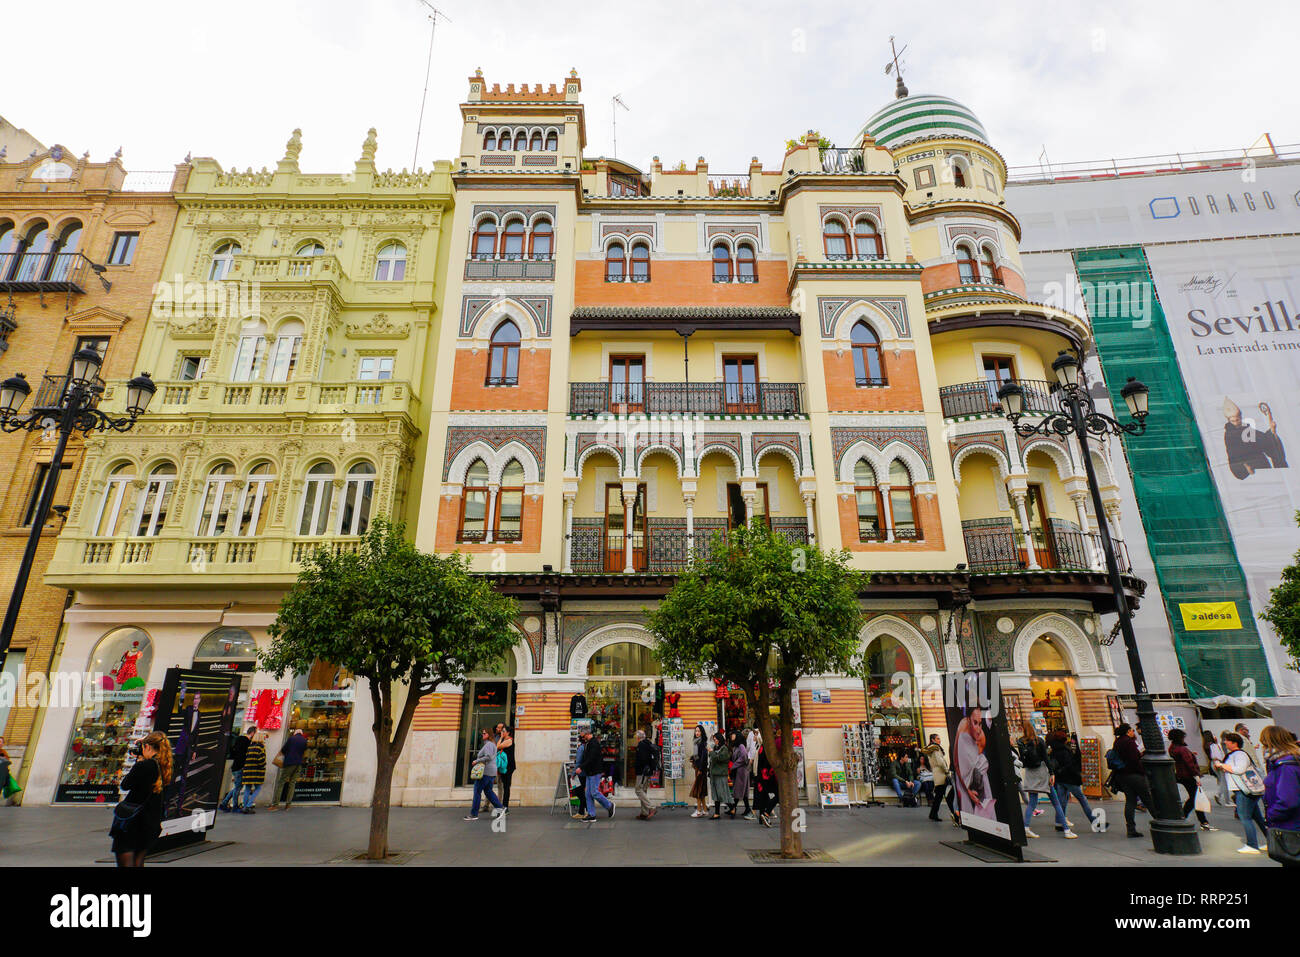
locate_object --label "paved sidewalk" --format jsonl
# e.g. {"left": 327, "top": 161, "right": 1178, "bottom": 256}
{"left": 2, "top": 799, "right": 1280, "bottom": 867}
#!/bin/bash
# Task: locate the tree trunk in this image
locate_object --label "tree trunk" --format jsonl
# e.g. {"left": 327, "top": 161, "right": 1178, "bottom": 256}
{"left": 367, "top": 680, "right": 395, "bottom": 860}
{"left": 775, "top": 681, "right": 803, "bottom": 858}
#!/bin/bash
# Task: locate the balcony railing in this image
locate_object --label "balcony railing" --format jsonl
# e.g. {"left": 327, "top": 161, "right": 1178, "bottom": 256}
{"left": 571, "top": 522, "right": 809, "bottom": 574}
{"left": 707, "top": 175, "right": 751, "bottom": 197}
{"left": 146, "top": 378, "right": 411, "bottom": 413}
{"left": 820, "top": 149, "right": 867, "bottom": 173}
{"left": 0, "top": 251, "right": 95, "bottom": 293}
{"left": 32, "top": 372, "right": 106, "bottom": 413}
{"left": 939, "top": 379, "right": 1057, "bottom": 418}
{"left": 569, "top": 381, "right": 804, "bottom": 416}
{"left": 962, "top": 527, "right": 1128, "bottom": 574}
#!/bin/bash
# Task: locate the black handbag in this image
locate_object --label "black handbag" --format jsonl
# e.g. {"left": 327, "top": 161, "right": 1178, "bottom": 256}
{"left": 108, "top": 800, "right": 145, "bottom": 838}
{"left": 1267, "top": 827, "right": 1300, "bottom": 866}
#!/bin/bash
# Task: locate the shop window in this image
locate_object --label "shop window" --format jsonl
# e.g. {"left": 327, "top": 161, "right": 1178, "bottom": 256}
{"left": 486, "top": 320, "right": 520, "bottom": 386}
{"left": 853, "top": 218, "right": 883, "bottom": 260}
{"left": 56, "top": 627, "right": 154, "bottom": 803}
{"left": 735, "top": 242, "right": 756, "bottom": 282}
{"left": 193, "top": 627, "right": 259, "bottom": 718}
{"left": 135, "top": 463, "right": 176, "bottom": 537}
{"left": 888, "top": 460, "right": 919, "bottom": 541}
{"left": 630, "top": 241, "right": 650, "bottom": 282}
{"left": 472, "top": 219, "right": 497, "bottom": 260}
{"left": 195, "top": 462, "right": 238, "bottom": 536}
{"left": 529, "top": 218, "right": 553, "bottom": 260}
{"left": 373, "top": 242, "right": 406, "bottom": 281}
{"left": 337, "top": 462, "right": 375, "bottom": 536}
{"left": 1028, "top": 636, "right": 1074, "bottom": 736}
{"left": 209, "top": 241, "right": 240, "bottom": 280}
{"left": 855, "top": 460, "right": 883, "bottom": 542}
{"left": 711, "top": 242, "right": 732, "bottom": 282}
{"left": 107, "top": 231, "right": 139, "bottom": 266}
{"left": 287, "top": 663, "right": 355, "bottom": 802}
{"left": 585, "top": 642, "right": 663, "bottom": 787}
{"left": 455, "top": 656, "right": 517, "bottom": 786}
{"left": 494, "top": 459, "right": 525, "bottom": 542}
{"left": 851, "top": 321, "right": 885, "bottom": 386}
{"left": 501, "top": 218, "right": 526, "bottom": 260}
{"left": 458, "top": 459, "right": 490, "bottom": 542}
{"left": 823, "top": 217, "right": 850, "bottom": 260}
{"left": 955, "top": 242, "right": 978, "bottom": 283}
{"left": 298, "top": 462, "right": 335, "bottom": 536}
{"left": 605, "top": 242, "right": 626, "bottom": 282}
{"left": 863, "top": 635, "right": 920, "bottom": 777}
{"left": 237, "top": 462, "right": 275, "bottom": 537}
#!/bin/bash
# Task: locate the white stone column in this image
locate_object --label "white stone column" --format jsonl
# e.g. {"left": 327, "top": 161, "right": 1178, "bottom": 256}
{"left": 622, "top": 489, "right": 636, "bottom": 573}
{"left": 684, "top": 494, "right": 695, "bottom": 555}
{"left": 1010, "top": 491, "right": 1040, "bottom": 569}
{"left": 802, "top": 492, "right": 817, "bottom": 545}
{"left": 1071, "top": 493, "right": 1101, "bottom": 569}
{"left": 879, "top": 483, "right": 894, "bottom": 542}
{"left": 484, "top": 484, "right": 498, "bottom": 544}
{"left": 562, "top": 492, "right": 575, "bottom": 572}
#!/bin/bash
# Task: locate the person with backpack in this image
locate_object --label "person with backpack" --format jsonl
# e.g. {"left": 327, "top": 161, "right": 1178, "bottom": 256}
{"left": 219, "top": 726, "right": 253, "bottom": 813}
{"left": 1110, "top": 723, "right": 1154, "bottom": 838}
{"left": 1260, "top": 725, "right": 1300, "bottom": 867}
{"left": 1213, "top": 731, "right": 1267, "bottom": 854}
{"left": 1168, "top": 728, "right": 1215, "bottom": 831}
{"left": 1018, "top": 723, "right": 1072, "bottom": 838}
{"left": 1048, "top": 730, "right": 1096, "bottom": 831}
{"left": 579, "top": 728, "right": 615, "bottom": 822}
{"left": 633, "top": 729, "right": 659, "bottom": 820}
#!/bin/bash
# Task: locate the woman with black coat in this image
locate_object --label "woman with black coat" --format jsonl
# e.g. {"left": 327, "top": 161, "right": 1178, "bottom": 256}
{"left": 689, "top": 724, "right": 709, "bottom": 818}
{"left": 1048, "top": 730, "right": 1096, "bottom": 830}
{"left": 110, "top": 731, "right": 173, "bottom": 867}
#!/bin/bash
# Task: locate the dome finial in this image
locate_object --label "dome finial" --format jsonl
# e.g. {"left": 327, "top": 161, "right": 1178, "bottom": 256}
{"left": 885, "top": 35, "right": 909, "bottom": 99}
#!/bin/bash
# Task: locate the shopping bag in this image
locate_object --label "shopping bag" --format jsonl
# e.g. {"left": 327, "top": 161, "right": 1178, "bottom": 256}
{"left": 1193, "top": 785, "right": 1211, "bottom": 814}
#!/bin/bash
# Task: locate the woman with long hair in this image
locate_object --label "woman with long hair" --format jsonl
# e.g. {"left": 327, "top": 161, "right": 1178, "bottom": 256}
{"left": 1261, "top": 725, "right": 1300, "bottom": 866}
{"left": 1168, "top": 728, "right": 1215, "bottom": 831}
{"left": 496, "top": 723, "right": 516, "bottom": 808}
{"left": 110, "top": 731, "right": 173, "bottom": 867}
{"left": 689, "top": 723, "right": 709, "bottom": 818}
{"left": 753, "top": 730, "right": 777, "bottom": 827}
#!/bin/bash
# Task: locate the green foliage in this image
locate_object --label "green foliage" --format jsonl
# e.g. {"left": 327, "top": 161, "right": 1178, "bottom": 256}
{"left": 786, "top": 132, "right": 833, "bottom": 156}
{"left": 263, "top": 518, "right": 519, "bottom": 699}
{"left": 1260, "top": 510, "right": 1300, "bottom": 670}
{"left": 648, "top": 521, "right": 867, "bottom": 692}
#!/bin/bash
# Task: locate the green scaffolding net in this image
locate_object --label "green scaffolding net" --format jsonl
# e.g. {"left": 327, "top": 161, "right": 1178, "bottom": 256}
{"left": 1073, "top": 246, "right": 1275, "bottom": 697}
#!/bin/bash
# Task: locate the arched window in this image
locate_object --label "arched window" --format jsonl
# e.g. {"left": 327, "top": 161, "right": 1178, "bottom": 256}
{"left": 888, "top": 460, "right": 919, "bottom": 540}
{"left": 951, "top": 162, "right": 966, "bottom": 188}
{"left": 501, "top": 219, "right": 526, "bottom": 260}
{"left": 495, "top": 458, "right": 525, "bottom": 542}
{"left": 851, "top": 321, "right": 885, "bottom": 386}
{"left": 295, "top": 240, "right": 324, "bottom": 257}
{"left": 529, "top": 218, "right": 553, "bottom": 260}
{"left": 47, "top": 222, "right": 83, "bottom": 281}
{"left": 298, "top": 462, "right": 335, "bottom": 536}
{"left": 498, "top": 131, "right": 512, "bottom": 151}
{"left": 267, "top": 319, "right": 303, "bottom": 382}
{"left": 459, "top": 459, "right": 490, "bottom": 542}
{"left": 979, "top": 246, "right": 1001, "bottom": 285}
{"left": 209, "top": 241, "right": 239, "bottom": 281}
{"left": 736, "top": 242, "right": 757, "bottom": 283}
{"left": 853, "top": 218, "right": 883, "bottom": 260}
{"left": 135, "top": 463, "right": 177, "bottom": 537}
{"left": 487, "top": 320, "right": 520, "bottom": 385}
{"left": 472, "top": 218, "right": 497, "bottom": 260}
{"left": 529, "top": 131, "right": 543, "bottom": 151}
{"left": 338, "top": 462, "right": 375, "bottom": 535}
{"left": 955, "top": 242, "right": 979, "bottom": 283}
{"left": 0, "top": 222, "right": 17, "bottom": 280}
{"left": 373, "top": 242, "right": 406, "bottom": 281}
{"left": 711, "top": 242, "right": 732, "bottom": 282}
{"left": 823, "top": 218, "right": 850, "bottom": 260}
{"left": 605, "top": 242, "right": 626, "bottom": 282}
{"left": 237, "top": 462, "right": 275, "bottom": 537}
{"left": 630, "top": 241, "right": 650, "bottom": 282}
{"left": 195, "top": 463, "right": 237, "bottom": 536}
{"left": 483, "top": 130, "right": 497, "bottom": 151}
{"left": 230, "top": 321, "right": 267, "bottom": 382}
{"left": 545, "top": 130, "right": 558, "bottom": 151}
{"left": 863, "top": 636, "right": 919, "bottom": 736}
{"left": 94, "top": 463, "right": 138, "bottom": 537}
{"left": 15, "top": 222, "right": 52, "bottom": 282}
{"left": 855, "top": 460, "right": 883, "bottom": 542}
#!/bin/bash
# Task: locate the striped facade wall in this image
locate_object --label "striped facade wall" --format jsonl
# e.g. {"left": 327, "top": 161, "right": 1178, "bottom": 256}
{"left": 798, "top": 688, "right": 867, "bottom": 728}
{"left": 410, "top": 692, "right": 463, "bottom": 732}
{"left": 1074, "top": 688, "right": 1114, "bottom": 728}
{"left": 515, "top": 691, "right": 571, "bottom": 730}
{"left": 674, "top": 690, "right": 717, "bottom": 726}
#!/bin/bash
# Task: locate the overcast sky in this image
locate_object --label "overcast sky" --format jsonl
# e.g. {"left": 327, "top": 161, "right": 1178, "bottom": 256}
{"left": 7, "top": 0, "right": 1297, "bottom": 177}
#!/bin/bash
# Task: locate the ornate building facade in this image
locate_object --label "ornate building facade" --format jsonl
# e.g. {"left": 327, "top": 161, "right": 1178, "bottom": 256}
{"left": 23, "top": 132, "right": 453, "bottom": 804}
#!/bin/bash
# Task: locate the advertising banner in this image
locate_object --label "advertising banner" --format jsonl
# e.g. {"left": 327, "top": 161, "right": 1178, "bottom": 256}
{"left": 945, "top": 670, "right": 1026, "bottom": 852}
{"left": 152, "top": 668, "right": 240, "bottom": 839}
{"left": 816, "top": 760, "right": 849, "bottom": 807}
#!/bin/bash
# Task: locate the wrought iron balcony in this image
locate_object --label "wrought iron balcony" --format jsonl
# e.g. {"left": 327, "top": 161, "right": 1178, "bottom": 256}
{"left": 939, "top": 378, "right": 1057, "bottom": 418}
{"left": 569, "top": 381, "right": 804, "bottom": 416}
{"left": 32, "top": 372, "right": 106, "bottom": 414}
{"left": 962, "top": 527, "right": 1128, "bottom": 574}
{"left": 0, "top": 251, "right": 96, "bottom": 293}
{"left": 571, "top": 521, "right": 810, "bottom": 574}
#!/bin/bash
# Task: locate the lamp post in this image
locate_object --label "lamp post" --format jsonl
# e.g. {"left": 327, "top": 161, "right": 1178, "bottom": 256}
{"left": 0, "top": 350, "right": 155, "bottom": 672}
{"left": 998, "top": 350, "right": 1200, "bottom": 855}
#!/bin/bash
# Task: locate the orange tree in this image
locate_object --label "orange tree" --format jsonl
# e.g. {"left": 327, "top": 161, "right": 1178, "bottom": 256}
{"left": 262, "top": 519, "right": 517, "bottom": 859}
{"left": 647, "top": 520, "right": 866, "bottom": 858}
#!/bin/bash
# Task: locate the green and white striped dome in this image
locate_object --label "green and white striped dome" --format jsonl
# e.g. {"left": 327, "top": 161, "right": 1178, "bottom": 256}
{"left": 859, "top": 94, "right": 989, "bottom": 150}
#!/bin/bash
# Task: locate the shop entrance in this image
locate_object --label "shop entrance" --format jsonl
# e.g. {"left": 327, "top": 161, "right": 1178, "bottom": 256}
{"left": 287, "top": 662, "right": 355, "bottom": 802}
{"left": 455, "top": 661, "right": 518, "bottom": 787}
{"left": 1028, "top": 635, "right": 1075, "bottom": 736}
{"left": 863, "top": 635, "right": 922, "bottom": 780}
{"left": 585, "top": 641, "right": 663, "bottom": 787}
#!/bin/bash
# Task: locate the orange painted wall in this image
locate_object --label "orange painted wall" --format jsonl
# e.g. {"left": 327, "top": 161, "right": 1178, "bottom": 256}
{"left": 411, "top": 691, "right": 463, "bottom": 732}
{"left": 674, "top": 690, "right": 719, "bottom": 726}
{"left": 921, "top": 263, "right": 1027, "bottom": 298}
{"left": 515, "top": 691, "right": 572, "bottom": 731}
{"left": 837, "top": 494, "right": 946, "bottom": 552}
{"left": 434, "top": 493, "right": 544, "bottom": 553}
{"left": 450, "top": 347, "right": 550, "bottom": 410}
{"left": 799, "top": 688, "right": 867, "bottom": 728}
{"left": 822, "top": 349, "right": 923, "bottom": 412}
{"left": 574, "top": 260, "right": 788, "bottom": 308}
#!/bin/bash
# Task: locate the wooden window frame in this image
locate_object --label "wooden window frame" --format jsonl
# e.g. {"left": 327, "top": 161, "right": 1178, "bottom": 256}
{"left": 629, "top": 242, "right": 650, "bottom": 282}
{"left": 854, "top": 469, "right": 884, "bottom": 543}
{"left": 483, "top": 131, "right": 497, "bottom": 151}
{"left": 107, "top": 231, "right": 139, "bottom": 266}
{"left": 605, "top": 242, "right": 626, "bottom": 282}
{"left": 853, "top": 219, "right": 884, "bottom": 260}
{"left": 472, "top": 223, "right": 497, "bottom": 260}
{"left": 955, "top": 243, "right": 979, "bottom": 283}
{"left": 979, "top": 246, "right": 1002, "bottom": 285}
{"left": 711, "top": 243, "right": 733, "bottom": 283}
{"left": 493, "top": 485, "right": 524, "bottom": 542}
{"left": 486, "top": 321, "right": 521, "bottom": 386}
{"left": 545, "top": 130, "right": 558, "bottom": 151}
{"left": 603, "top": 482, "right": 647, "bottom": 571}
{"left": 529, "top": 131, "right": 543, "bottom": 151}
{"left": 850, "top": 322, "right": 886, "bottom": 387}
{"left": 887, "top": 464, "right": 921, "bottom": 542}
{"left": 609, "top": 355, "right": 645, "bottom": 413}
{"left": 500, "top": 220, "right": 526, "bottom": 261}
{"left": 823, "top": 218, "right": 851, "bottom": 260}
{"left": 458, "top": 462, "right": 491, "bottom": 543}
{"left": 529, "top": 220, "right": 553, "bottom": 260}
{"left": 735, "top": 243, "right": 756, "bottom": 283}
{"left": 725, "top": 482, "right": 770, "bottom": 531}
{"left": 722, "top": 354, "right": 759, "bottom": 413}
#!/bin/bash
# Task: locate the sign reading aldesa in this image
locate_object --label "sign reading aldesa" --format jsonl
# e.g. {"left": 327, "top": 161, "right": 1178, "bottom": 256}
{"left": 1179, "top": 601, "right": 1242, "bottom": 631}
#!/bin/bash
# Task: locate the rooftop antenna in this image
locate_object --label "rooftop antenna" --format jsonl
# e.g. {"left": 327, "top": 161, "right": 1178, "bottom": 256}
{"left": 611, "top": 94, "right": 629, "bottom": 159}
{"left": 412, "top": 0, "right": 452, "bottom": 169}
{"left": 884, "top": 36, "right": 909, "bottom": 98}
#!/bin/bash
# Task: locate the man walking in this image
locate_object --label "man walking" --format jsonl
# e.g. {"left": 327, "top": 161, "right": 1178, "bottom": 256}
{"left": 268, "top": 728, "right": 307, "bottom": 811}
{"left": 579, "top": 729, "right": 615, "bottom": 822}
{"left": 219, "top": 725, "right": 253, "bottom": 812}
{"left": 633, "top": 729, "right": 659, "bottom": 820}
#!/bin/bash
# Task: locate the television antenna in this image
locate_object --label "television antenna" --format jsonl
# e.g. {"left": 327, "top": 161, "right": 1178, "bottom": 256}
{"left": 611, "top": 94, "right": 629, "bottom": 159}
{"left": 883, "top": 36, "right": 909, "bottom": 98}
{"left": 412, "top": 0, "right": 452, "bottom": 169}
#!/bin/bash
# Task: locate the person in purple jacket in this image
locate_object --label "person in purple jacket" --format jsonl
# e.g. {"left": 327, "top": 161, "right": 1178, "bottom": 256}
{"left": 1261, "top": 725, "right": 1300, "bottom": 867}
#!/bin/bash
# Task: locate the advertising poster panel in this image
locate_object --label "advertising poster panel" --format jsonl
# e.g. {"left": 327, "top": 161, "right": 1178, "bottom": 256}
{"left": 945, "top": 670, "right": 1025, "bottom": 852}
{"left": 152, "top": 668, "right": 239, "bottom": 839}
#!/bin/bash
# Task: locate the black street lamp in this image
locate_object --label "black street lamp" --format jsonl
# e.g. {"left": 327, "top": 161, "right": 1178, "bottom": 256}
{"left": 998, "top": 350, "right": 1200, "bottom": 856}
{"left": 0, "top": 350, "right": 156, "bottom": 671}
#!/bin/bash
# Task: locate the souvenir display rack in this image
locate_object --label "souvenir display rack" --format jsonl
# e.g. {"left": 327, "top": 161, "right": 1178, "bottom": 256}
{"left": 55, "top": 692, "right": 145, "bottom": 803}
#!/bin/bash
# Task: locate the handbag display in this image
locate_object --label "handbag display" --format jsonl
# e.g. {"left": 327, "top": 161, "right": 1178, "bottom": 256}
{"left": 1267, "top": 828, "right": 1300, "bottom": 867}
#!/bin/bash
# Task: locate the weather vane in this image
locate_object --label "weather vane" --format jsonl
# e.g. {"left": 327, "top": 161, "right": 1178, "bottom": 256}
{"left": 884, "top": 36, "right": 909, "bottom": 99}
